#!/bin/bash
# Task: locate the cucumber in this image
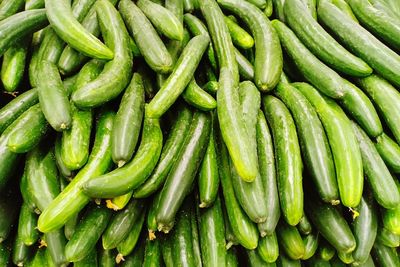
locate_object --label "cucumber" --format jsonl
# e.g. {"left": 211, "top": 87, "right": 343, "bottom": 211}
{"left": 123, "top": 238, "right": 145, "bottom": 267}
{"left": 190, "top": 204, "right": 202, "bottom": 267}
{"left": 257, "top": 232, "right": 279, "bottom": 263}
{"left": 263, "top": 95, "right": 303, "bottom": 226}
{"left": 226, "top": 247, "right": 239, "bottom": 267}
{"left": 277, "top": 254, "right": 301, "bottom": 267}
{"left": 202, "top": 81, "right": 219, "bottom": 95}
{"left": 182, "top": 79, "right": 217, "bottom": 111}
{"left": 256, "top": 110, "right": 280, "bottom": 236}
{"left": 160, "top": 234, "right": 174, "bottom": 267}
{"left": 64, "top": 210, "right": 79, "bottom": 241}
{"left": 143, "top": 238, "right": 162, "bottom": 267}
{"left": 37, "top": 109, "right": 115, "bottom": 233}
{"left": 1, "top": 41, "right": 28, "bottom": 92}
{"left": 18, "top": 203, "right": 39, "bottom": 246}
{"left": 375, "top": 133, "right": 400, "bottom": 173}
{"left": 198, "top": 196, "right": 226, "bottom": 267}
{"left": 82, "top": 114, "right": 163, "bottom": 198}
{"left": 55, "top": 136, "right": 74, "bottom": 180}
{"left": 0, "top": 242, "right": 11, "bottom": 267}
{"left": 298, "top": 215, "right": 313, "bottom": 235}
{"left": 274, "top": 82, "right": 338, "bottom": 204}
{"left": 284, "top": 0, "right": 372, "bottom": 77}
{"left": 306, "top": 256, "right": 331, "bottom": 267}
{"left": 98, "top": 248, "right": 115, "bottom": 267}
{"left": 218, "top": 0, "right": 282, "bottom": 92}
{"left": 184, "top": 0, "right": 195, "bottom": 12}
{"left": 0, "top": 9, "right": 48, "bottom": 56}
{"left": 156, "top": 111, "right": 211, "bottom": 233}
{"left": 116, "top": 208, "right": 145, "bottom": 257}
{"left": 0, "top": 194, "right": 19, "bottom": 243}
{"left": 37, "top": 28, "right": 66, "bottom": 64}
{"left": 302, "top": 232, "right": 319, "bottom": 260}
{"left": 371, "top": 241, "right": 400, "bottom": 267}
{"left": 317, "top": 0, "right": 400, "bottom": 88}
{"left": 166, "top": 0, "right": 184, "bottom": 20}
{"left": 6, "top": 104, "right": 48, "bottom": 153}
{"left": 0, "top": 123, "right": 20, "bottom": 192}
{"left": 119, "top": 0, "right": 173, "bottom": 73}
{"left": 330, "top": 0, "right": 359, "bottom": 22}
{"left": 27, "top": 248, "right": 46, "bottom": 267}
{"left": 111, "top": 73, "right": 145, "bottom": 167}
{"left": 20, "top": 171, "right": 38, "bottom": 214}
{"left": 300, "top": 0, "right": 317, "bottom": 19}
{"left": 351, "top": 122, "right": 400, "bottom": 209}
{"left": 293, "top": 82, "right": 363, "bottom": 208}
{"left": 133, "top": 104, "right": 192, "bottom": 198}
{"left": 234, "top": 47, "right": 254, "bottom": 80}
{"left": 106, "top": 192, "right": 133, "bottom": 211}
{"left": 26, "top": 0, "right": 44, "bottom": 10}
{"left": 247, "top": 0, "right": 267, "bottom": 8}
{"left": 382, "top": 180, "right": 400, "bottom": 235}
{"left": 271, "top": 19, "right": 345, "bottom": 99}
{"left": 12, "top": 235, "right": 30, "bottom": 267}
{"left": 0, "top": 0, "right": 24, "bottom": 20}
{"left": 44, "top": 0, "right": 113, "bottom": 60}
{"left": 246, "top": 249, "right": 275, "bottom": 267}
{"left": 352, "top": 255, "right": 375, "bottom": 267}
{"left": 318, "top": 239, "right": 336, "bottom": 261}
{"left": 73, "top": 248, "right": 98, "bottom": 267}
{"left": 272, "top": 0, "right": 286, "bottom": 22}
{"left": 276, "top": 220, "right": 305, "bottom": 260}
{"left": 222, "top": 202, "right": 239, "bottom": 249}
{"left": 74, "top": 58, "right": 104, "bottom": 90}
{"left": 43, "top": 229, "right": 68, "bottom": 267}
{"left": 71, "top": 0, "right": 133, "bottom": 108}
{"left": 351, "top": 193, "right": 378, "bottom": 265}
{"left": 376, "top": 227, "right": 400, "bottom": 248}
{"left": 224, "top": 15, "right": 254, "bottom": 49}
{"left": 65, "top": 205, "right": 112, "bottom": 262}
{"left": 137, "top": 0, "right": 183, "bottom": 41}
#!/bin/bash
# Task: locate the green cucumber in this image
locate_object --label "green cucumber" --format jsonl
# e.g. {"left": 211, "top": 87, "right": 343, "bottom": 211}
{"left": 0, "top": 123, "right": 20, "bottom": 192}
{"left": 317, "top": 0, "right": 400, "bottom": 88}
{"left": 0, "top": 194, "right": 19, "bottom": 243}
{"left": 235, "top": 48, "right": 254, "bottom": 80}
{"left": 222, "top": 202, "right": 239, "bottom": 249}
{"left": 119, "top": 0, "right": 173, "bottom": 73}
{"left": 376, "top": 227, "right": 400, "bottom": 248}
{"left": 318, "top": 239, "right": 336, "bottom": 261}
{"left": 184, "top": 0, "right": 195, "bottom": 12}
{"left": 271, "top": 19, "right": 345, "bottom": 98}
{"left": 37, "top": 109, "right": 115, "bottom": 233}
{"left": 246, "top": 249, "right": 275, "bottom": 267}
{"left": 276, "top": 220, "right": 305, "bottom": 260}
{"left": 143, "top": 238, "right": 162, "bottom": 267}
{"left": 257, "top": 232, "right": 279, "bottom": 263}
{"left": 55, "top": 136, "right": 74, "bottom": 180}
{"left": 37, "top": 28, "right": 65, "bottom": 64}
{"left": 284, "top": 0, "right": 372, "bottom": 77}
{"left": 0, "top": 0, "right": 24, "bottom": 20}
{"left": 27, "top": 248, "right": 46, "bottom": 267}
{"left": 202, "top": 81, "right": 219, "bottom": 95}
{"left": 26, "top": 0, "right": 44, "bottom": 10}
{"left": 275, "top": 82, "right": 338, "bottom": 204}
{"left": 156, "top": 111, "right": 211, "bottom": 233}
{"left": 111, "top": 73, "right": 145, "bottom": 167}
{"left": 224, "top": 15, "right": 254, "bottom": 49}
{"left": 28, "top": 30, "right": 43, "bottom": 87}
{"left": 74, "top": 58, "right": 104, "bottom": 90}
{"left": 191, "top": 204, "right": 202, "bottom": 267}
{"left": 272, "top": 0, "right": 286, "bottom": 22}
{"left": 218, "top": 0, "right": 282, "bottom": 92}
{"left": 64, "top": 210, "right": 79, "bottom": 240}
{"left": 43, "top": 229, "right": 68, "bottom": 267}
{"left": 298, "top": 215, "right": 313, "bottom": 235}
{"left": 330, "top": 0, "right": 359, "bottom": 22}
{"left": 277, "top": 254, "right": 301, "bottom": 267}
{"left": 160, "top": 233, "right": 174, "bottom": 267}
{"left": 65, "top": 205, "right": 112, "bottom": 262}
{"left": 263, "top": 95, "right": 303, "bottom": 226}
{"left": 330, "top": 256, "right": 346, "bottom": 267}
{"left": 182, "top": 79, "right": 217, "bottom": 111}
{"left": 300, "top": 0, "right": 317, "bottom": 19}
{"left": 302, "top": 232, "right": 319, "bottom": 260}
{"left": 165, "top": 0, "right": 184, "bottom": 21}
{"left": 0, "top": 242, "right": 11, "bottom": 267}
{"left": 98, "top": 248, "right": 115, "bottom": 267}
{"left": 226, "top": 247, "right": 239, "bottom": 267}
{"left": 352, "top": 254, "right": 375, "bottom": 267}
{"left": 18, "top": 203, "right": 39, "bottom": 246}
{"left": 375, "top": 133, "right": 400, "bottom": 173}
{"left": 123, "top": 238, "right": 145, "bottom": 267}
{"left": 293, "top": 82, "right": 363, "bottom": 208}
{"left": 306, "top": 256, "right": 331, "bottom": 267}
{"left": 73, "top": 248, "right": 98, "bottom": 267}
{"left": 116, "top": 208, "right": 145, "bottom": 258}
{"left": 1, "top": 41, "right": 28, "bottom": 92}
{"left": 20, "top": 171, "right": 38, "bottom": 214}
{"left": 12, "top": 236, "right": 30, "bottom": 267}
{"left": 382, "top": 180, "right": 400, "bottom": 235}
{"left": 371, "top": 241, "right": 400, "bottom": 267}
{"left": 106, "top": 192, "right": 133, "bottom": 211}
{"left": 247, "top": 0, "right": 267, "bottom": 8}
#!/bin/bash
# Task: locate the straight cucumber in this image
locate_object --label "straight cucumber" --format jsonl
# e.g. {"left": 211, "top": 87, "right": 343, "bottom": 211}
{"left": 1, "top": 41, "right": 28, "bottom": 92}
{"left": 318, "top": 239, "right": 336, "bottom": 261}
{"left": 224, "top": 15, "right": 254, "bottom": 50}
{"left": 55, "top": 136, "right": 74, "bottom": 180}
{"left": 382, "top": 180, "right": 400, "bottom": 235}
{"left": 371, "top": 241, "right": 400, "bottom": 267}
{"left": 226, "top": 247, "right": 239, "bottom": 267}
{"left": 277, "top": 254, "right": 301, "bottom": 267}
{"left": 340, "top": 253, "right": 355, "bottom": 265}
{"left": 143, "top": 238, "right": 162, "bottom": 267}
{"left": 375, "top": 133, "right": 400, "bottom": 173}
{"left": 18, "top": 203, "right": 39, "bottom": 246}
{"left": 376, "top": 227, "right": 400, "bottom": 248}
{"left": 73, "top": 248, "right": 98, "bottom": 267}
{"left": 42, "top": 230, "right": 68, "bottom": 267}
{"left": 0, "top": 0, "right": 24, "bottom": 21}
{"left": 302, "top": 232, "right": 319, "bottom": 260}
{"left": 123, "top": 237, "right": 145, "bottom": 267}
{"left": 191, "top": 204, "right": 202, "bottom": 267}
{"left": 0, "top": 123, "right": 20, "bottom": 191}
{"left": 116, "top": 208, "right": 145, "bottom": 257}
{"left": 298, "top": 215, "right": 313, "bottom": 235}
{"left": 12, "top": 236, "right": 30, "bottom": 267}
{"left": 257, "top": 232, "right": 279, "bottom": 263}
{"left": 98, "top": 248, "right": 115, "bottom": 267}
{"left": 276, "top": 220, "right": 305, "bottom": 260}
{"left": 246, "top": 249, "right": 275, "bottom": 267}
{"left": 26, "top": 0, "right": 44, "bottom": 10}
{"left": 234, "top": 47, "right": 254, "bottom": 80}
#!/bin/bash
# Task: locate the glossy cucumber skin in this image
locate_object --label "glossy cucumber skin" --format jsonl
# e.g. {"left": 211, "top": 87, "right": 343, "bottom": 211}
{"left": 223, "top": 15, "right": 254, "bottom": 49}
{"left": 330, "top": 0, "right": 359, "bottom": 22}
{"left": 0, "top": 194, "right": 19, "bottom": 243}
{"left": 234, "top": 48, "right": 254, "bottom": 80}
{"left": 0, "top": 0, "right": 24, "bottom": 20}
{"left": 55, "top": 136, "right": 74, "bottom": 180}
{"left": 112, "top": 73, "right": 145, "bottom": 167}
{"left": 382, "top": 180, "right": 400, "bottom": 235}
{"left": 302, "top": 232, "right": 319, "bottom": 260}
{"left": 107, "top": 191, "right": 133, "bottom": 211}
{"left": 12, "top": 236, "right": 30, "bottom": 267}
{"left": 143, "top": 238, "right": 162, "bottom": 267}
{"left": 82, "top": 115, "right": 163, "bottom": 198}
{"left": 134, "top": 105, "right": 192, "bottom": 198}
{"left": 123, "top": 238, "right": 145, "bottom": 267}
{"left": 160, "top": 234, "right": 174, "bottom": 267}
{"left": 318, "top": 239, "right": 336, "bottom": 261}
{"left": 284, "top": 0, "right": 372, "bottom": 77}
{"left": 294, "top": 82, "right": 363, "bottom": 208}
{"left": 371, "top": 241, "right": 400, "bottom": 267}
{"left": 0, "top": 9, "right": 48, "bottom": 56}
{"left": 191, "top": 203, "right": 202, "bottom": 267}
{"left": 116, "top": 208, "right": 145, "bottom": 257}
{"left": 256, "top": 110, "right": 280, "bottom": 236}
{"left": 73, "top": 248, "right": 98, "bottom": 267}
{"left": 263, "top": 95, "right": 303, "bottom": 226}
{"left": 37, "top": 109, "right": 115, "bottom": 233}
{"left": 43, "top": 229, "right": 68, "bottom": 267}
{"left": 376, "top": 227, "right": 400, "bottom": 248}
{"left": 340, "top": 251, "right": 355, "bottom": 264}
{"left": 1, "top": 41, "right": 28, "bottom": 92}
{"left": 65, "top": 206, "right": 112, "bottom": 262}
{"left": 257, "top": 232, "right": 279, "bottom": 263}
{"left": 317, "top": 0, "right": 400, "bottom": 88}
{"left": 98, "top": 248, "right": 115, "bottom": 267}
{"left": 0, "top": 122, "right": 20, "bottom": 192}
{"left": 351, "top": 122, "right": 400, "bottom": 209}
{"left": 375, "top": 133, "right": 400, "bottom": 173}
{"left": 218, "top": 0, "right": 282, "bottom": 92}
{"left": 298, "top": 215, "right": 313, "bottom": 235}
{"left": 20, "top": 170, "right": 38, "bottom": 214}
{"left": 226, "top": 247, "right": 239, "bottom": 267}
{"left": 277, "top": 220, "right": 305, "bottom": 260}
{"left": 119, "top": 0, "right": 172, "bottom": 73}
{"left": 156, "top": 111, "right": 211, "bottom": 233}
{"left": 247, "top": 249, "right": 275, "bottom": 267}
{"left": 275, "top": 82, "right": 338, "bottom": 204}
{"left": 277, "top": 254, "right": 301, "bottom": 267}
{"left": 18, "top": 203, "right": 39, "bottom": 246}
{"left": 182, "top": 79, "right": 217, "bottom": 111}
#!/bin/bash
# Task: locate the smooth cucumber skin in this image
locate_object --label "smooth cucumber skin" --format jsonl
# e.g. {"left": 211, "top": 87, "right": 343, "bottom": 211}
{"left": 198, "top": 196, "right": 226, "bottom": 267}
{"left": 218, "top": 0, "right": 282, "bottom": 92}
{"left": 271, "top": 19, "right": 345, "bottom": 99}
{"left": 298, "top": 215, "right": 313, "bottom": 235}
{"left": 18, "top": 203, "right": 39, "bottom": 246}
{"left": 275, "top": 82, "right": 338, "bottom": 204}
{"left": 6, "top": 104, "right": 48, "bottom": 153}
{"left": 116, "top": 208, "right": 145, "bottom": 257}
{"left": 351, "top": 122, "right": 400, "bottom": 209}
{"left": 318, "top": 239, "right": 336, "bottom": 261}
{"left": 142, "top": 238, "right": 162, "bottom": 267}
{"left": 37, "top": 28, "right": 65, "bottom": 65}
{"left": 234, "top": 47, "right": 254, "bottom": 80}
{"left": 1, "top": 41, "right": 28, "bottom": 92}
{"left": 376, "top": 227, "right": 400, "bottom": 248}
{"left": 20, "top": 170, "right": 38, "bottom": 213}
{"left": 112, "top": 73, "right": 145, "bottom": 166}
{"left": 156, "top": 111, "right": 211, "bottom": 233}
{"left": 223, "top": 15, "right": 254, "bottom": 49}
{"left": 277, "top": 254, "right": 301, "bottom": 267}
{"left": 257, "top": 110, "right": 280, "bottom": 236}
{"left": 82, "top": 114, "right": 163, "bottom": 198}
{"left": 226, "top": 247, "right": 239, "bottom": 267}
{"left": 43, "top": 230, "right": 68, "bottom": 267}
{"left": 12, "top": 236, "right": 29, "bottom": 267}
{"left": 317, "top": 0, "right": 400, "bottom": 88}
{"left": 37, "top": 109, "right": 115, "bottom": 233}
{"left": 294, "top": 82, "right": 363, "bottom": 208}
{"left": 0, "top": 0, "right": 24, "bottom": 20}
{"left": 263, "top": 95, "right": 303, "bottom": 226}
{"left": 284, "top": 0, "right": 372, "bottom": 77}
{"left": 351, "top": 194, "right": 378, "bottom": 265}
{"left": 123, "top": 238, "right": 145, "bottom": 267}
{"left": 247, "top": 249, "right": 276, "bottom": 267}
{"left": 276, "top": 220, "right": 305, "bottom": 260}
{"left": 182, "top": 79, "right": 217, "bottom": 111}
{"left": 73, "top": 248, "right": 98, "bottom": 267}
{"left": 382, "top": 180, "right": 400, "bottom": 235}
{"left": 257, "top": 232, "right": 279, "bottom": 263}
{"left": 371, "top": 241, "right": 400, "bottom": 267}
{"left": 98, "top": 248, "right": 115, "bottom": 267}
{"left": 26, "top": 0, "right": 44, "bottom": 10}
{"left": 375, "top": 133, "right": 400, "bottom": 173}
{"left": 65, "top": 206, "right": 112, "bottom": 262}
{"left": 330, "top": 0, "right": 359, "bottom": 22}
{"left": 302, "top": 232, "right": 319, "bottom": 260}
{"left": 0, "top": 123, "right": 20, "bottom": 192}
{"left": 0, "top": 194, "right": 19, "bottom": 243}
{"left": 134, "top": 105, "right": 192, "bottom": 199}
{"left": 339, "top": 251, "right": 354, "bottom": 264}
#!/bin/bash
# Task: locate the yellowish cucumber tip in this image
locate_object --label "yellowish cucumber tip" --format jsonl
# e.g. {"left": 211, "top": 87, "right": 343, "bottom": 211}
{"left": 17, "top": 263, "right": 23, "bottom": 267}
{"left": 349, "top": 207, "right": 360, "bottom": 220}
{"left": 199, "top": 202, "right": 207, "bottom": 208}
{"left": 226, "top": 241, "right": 234, "bottom": 250}
{"left": 115, "top": 253, "right": 125, "bottom": 264}
{"left": 331, "top": 199, "right": 341, "bottom": 205}
{"left": 148, "top": 230, "right": 156, "bottom": 241}
{"left": 39, "top": 239, "right": 48, "bottom": 248}
{"left": 60, "top": 123, "right": 68, "bottom": 130}
{"left": 106, "top": 200, "right": 121, "bottom": 211}
{"left": 117, "top": 160, "right": 126, "bottom": 168}
{"left": 95, "top": 198, "right": 101, "bottom": 205}
{"left": 34, "top": 208, "right": 41, "bottom": 215}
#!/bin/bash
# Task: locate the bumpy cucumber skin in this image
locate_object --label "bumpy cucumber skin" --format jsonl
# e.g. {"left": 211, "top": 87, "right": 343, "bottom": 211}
{"left": 375, "top": 133, "right": 400, "bottom": 173}
{"left": 371, "top": 241, "right": 400, "bottom": 267}
{"left": 382, "top": 180, "right": 400, "bottom": 235}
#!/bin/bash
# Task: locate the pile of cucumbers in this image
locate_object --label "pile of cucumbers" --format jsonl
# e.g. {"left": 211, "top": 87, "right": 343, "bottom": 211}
{"left": 1, "top": 0, "right": 400, "bottom": 266}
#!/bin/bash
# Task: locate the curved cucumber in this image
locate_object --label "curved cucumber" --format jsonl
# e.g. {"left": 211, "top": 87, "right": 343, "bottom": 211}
{"left": 0, "top": 0, "right": 24, "bottom": 21}
{"left": 375, "top": 133, "right": 400, "bottom": 173}
{"left": 182, "top": 79, "right": 217, "bottom": 111}
{"left": 235, "top": 47, "right": 254, "bottom": 80}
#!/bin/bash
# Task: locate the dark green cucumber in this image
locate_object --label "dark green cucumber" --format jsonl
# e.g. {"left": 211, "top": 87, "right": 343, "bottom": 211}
{"left": 0, "top": 9, "right": 48, "bottom": 56}
{"left": 371, "top": 241, "right": 400, "bottom": 266}
{"left": 0, "top": 0, "right": 24, "bottom": 20}
{"left": 82, "top": 114, "right": 163, "bottom": 198}
{"left": 276, "top": 220, "right": 305, "bottom": 260}
{"left": 274, "top": 82, "right": 338, "bottom": 204}
{"left": 18, "top": 203, "right": 39, "bottom": 246}
{"left": 352, "top": 254, "right": 375, "bottom": 267}
{"left": 226, "top": 247, "right": 239, "bottom": 267}
{"left": 12, "top": 236, "right": 30, "bottom": 267}
{"left": 257, "top": 110, "right": 280, "bottom": 236}
{"left": 234, "top": 48, "right": 254, "bottom": 80}
{"left": 102, "top": 199, "right": 145, "bottom": 250}
{"left": 218, "top": 0, "right": 282, "bottom": 92}
{"left": 306, "top": 256, "right": 331, "bottom": 267}
{"left": 160, "top": 233, "right": 174, "bottom": 267}
{"left": 382, "top": 180, "right": 400, "bottom": 235}
{"left": 284, "top": 0, "right": 372, "bottom": 77}
{"left": 351, "top": 122, "right": 400, "bottom": 209}
{"left": 318, "top": 239, "right": 336, "bottom": 261}
{"left": 223, "top": 15, "right": 254, "bottom": 49}
{"left": 65, "top": 205, "right": 112, "bottom": 262}
{"left": 198, "top": 196, "right": 226, "bottom": 267}
{"left": 305, "top": 197, "right": 356, "bottom": 253}
{"left": 26, "top": 0, "right": 44, "bottom": 9}
{"left": 182, "top": 79, "right": 217, "bottom": 111}
{"left": 123, "top": 238, "right": 145, "bottom": 267}
{"left": 271, "top": 20, "right": 344, "bottom": 98}
{"left": 191, "top": 204, "right": 202, "bottom": 267}
{"left": 0, "top": 194, "right": 19, "bottom": 243}
{"left": 28, "top": 29, "right": 44, "bottom": 87}
{"left": 166, "top": 0, "right": 184, "bottom": 20}
{"left": 156, "top": 111, "right": 211, "bottom": 233}
{"left": 20, "top": 170, "right": 38, "bottom": 214}
{"left": 73, "top": 248, "right": 98, "bottom": 267}
{"left": 116, "top": 209, "right": 145, "bottom": 257}
{"left": 0, "top": 242, "right": 11, "bottom": 267}
{"left": 202, "top": 81, "right": 219, "bottom": 95}
{"left": 37, "top": 109, "right": 115, "bottom": 233}
{"left": 0, "top": 123, "right": 20, "bottom": 192}
{"left": 376, "top": 227, "right": 400, "bottom": 248}
{"left": 246, "top": 249, "right": 275, "bottom": 267}
{"left": 375, "top": 133, "right": 400, "bottom": 173}
{"left": 119, "top": 0, "right": 172, "bottom": 73}
{"left": 317, "top": 0, "right": 400, "bottom": 88}
{"left": 298, "top": 215, "right": 313, "bottom": 235}
{"left": 43, "top": 229, "right": 68, "bottom": 267}
{"left": 222, "top": 202, "right": 239, "bottom": 249}
{"left": 277, "top": 254, "right": 301, "bottom": 267}
{"left": 55, "top": 136, "right": 74, "bottom": 180}
{"left": 64, "top": 210, "right": 79, "bottom": 241}
{"left": 294, "top": 82, "right": 363, "bottom": 208}
{"left": 98, "top": 248, "right": 115, "bottom": 267}
{"left": 143, "top": 238, "right": 162, "bottom": 267}
{"left": 257, "top": 232, "right": 279, "bottom": 263}
{"left": 217, "top": 138, "right": 259, "bottom": 250}
{"left": 74, "top": 58, "right": 104, "bottom": 90}
{"left": 1, "top": 41, "right": 28, "bottom": 92}
{"left": 263, "top": 95, "right": 303, "bottom": 226}
{"left": 358, "top": 74, "right": 400, "bottom": 144}
{"left": 302, "top": 232, "right": 319, "bottom": 260}
{"left": 111, "top": 73, "right": 145, "bottom": 167}
{"left": 330, "top": 255, "right": 346, "bottom": 267}
{"left": 134, "top": 105, "right": 192, "bottom": 198}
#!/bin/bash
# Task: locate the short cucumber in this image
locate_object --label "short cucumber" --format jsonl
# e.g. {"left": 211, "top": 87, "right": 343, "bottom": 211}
{"left": 318, "top": 239, "right": 336, "bottom": 261}
{"left": 20, "top": 171, "right": 38, "bottom": 214}
{"left": 116, "top": 208, "right": 145, "bottom": 258}
{"left": 223, "top": 15, "right": 254, "bottom": 50}
{"left": 143, "top": 238, "right": 162, "bottom": 267}
{"left": 371, "top": 241, "right": 400, "bottom": 267}
{"left": 276, "top": 220, "right": 305, "bottom": 260}
{"left": 1, "top": 41, "right": 28, "bottom": 92}
{"left": 376, "top": 227, "right": 400, "bottom": 248}
{"left": 18, "top": 203, "right": 39, "bottom": 246}
{"left": 277, "top": 254, "right": 301, "bottom": 267}
{"left": 375, "top": 133, "right": 400, "bottom": 173}
{"left": 182, "top": 79, "right": 217, "bottom": 111}
{"left": 298, "top": 215, "right": 313, "bottom": 235}
{"left": 382, "top": 180, "right": 400, "bottom": 235}
{"left": 246, "top": 249, "right": 275, "bottom": 267}
{"left": 302, "top": 232, "right": 319, "bottom": 260}
{"left": 12, "top": 236, "right": 30, "bottom": 267}
{"left": 257, "top": 232, "right": 279, "bottom": 263}
{"left": 55, "top": 136, "right": 74, "bottom": 180}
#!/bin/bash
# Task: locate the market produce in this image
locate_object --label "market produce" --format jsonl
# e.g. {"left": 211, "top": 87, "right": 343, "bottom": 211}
{"left": 1, "top": 0, "right": 400, "bottom": 266}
